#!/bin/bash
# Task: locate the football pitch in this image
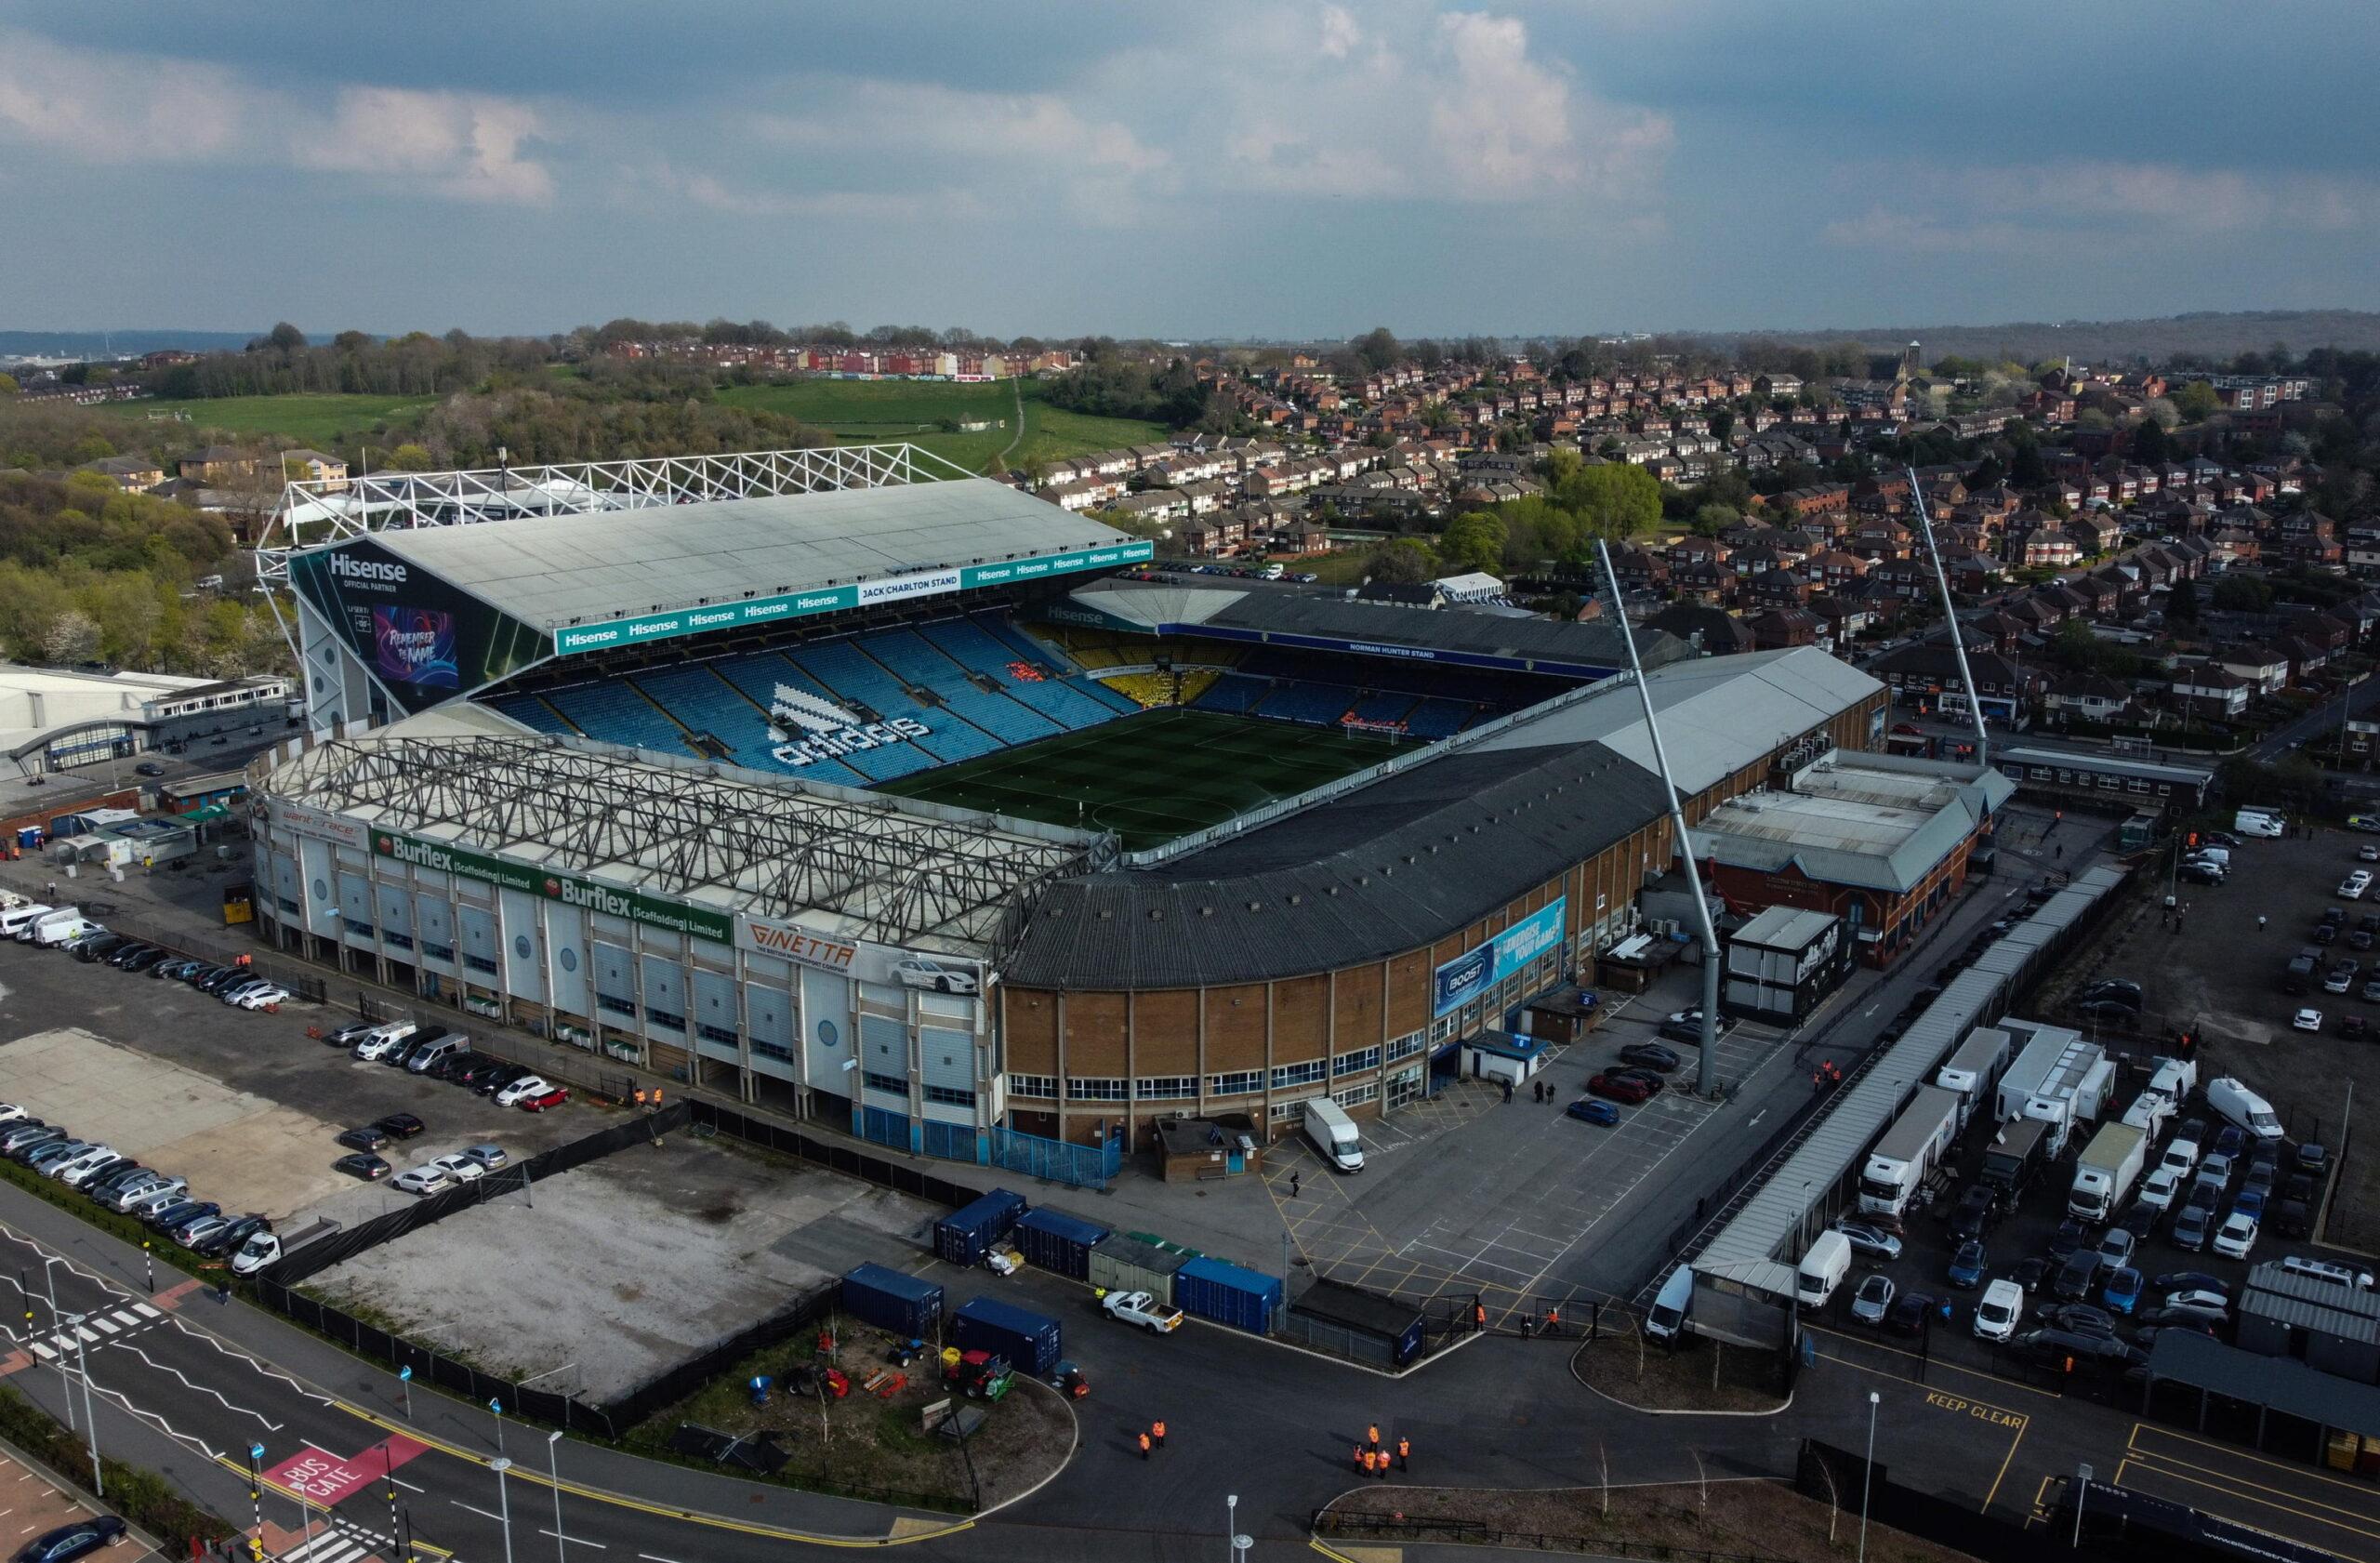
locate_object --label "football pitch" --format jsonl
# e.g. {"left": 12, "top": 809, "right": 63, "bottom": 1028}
{"left": 874, "top": 709, "right": 1408, "bottom": 851}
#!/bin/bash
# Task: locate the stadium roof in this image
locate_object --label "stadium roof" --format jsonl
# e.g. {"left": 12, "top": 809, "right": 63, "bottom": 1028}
{"left": 1474, "top": 647, "right": 1884, "bottom": 788}
{"left": 265, "top": 726, "right": 1107, "bottom": 953}
{"left": 1068, "top": 579, "right": 1683, "bottom": 673}
{"left": 361, "top": 480, "right": 1130, "bottom": 630}
{"left": 1002, "top": 741, "right": 1670, "bottom": 988}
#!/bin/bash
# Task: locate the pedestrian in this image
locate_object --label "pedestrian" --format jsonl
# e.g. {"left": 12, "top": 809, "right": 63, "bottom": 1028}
{"left": 1290, "top": 1171, "right": 1301, "bottom": 1199}
{"left": 1153, "top": 1419, "right": 1167, "bottom": 1450}
{"left": 1397, "top": 1435, "right": 1411, "bottom": 1472}
{"left": 1138, "top": 1430, "right": 1151, "bottom": 1461}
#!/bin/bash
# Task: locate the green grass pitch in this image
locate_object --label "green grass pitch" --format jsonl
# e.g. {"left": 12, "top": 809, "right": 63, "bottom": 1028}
{"left": 873, "top": 708, "right": 1408, "bottom": 851}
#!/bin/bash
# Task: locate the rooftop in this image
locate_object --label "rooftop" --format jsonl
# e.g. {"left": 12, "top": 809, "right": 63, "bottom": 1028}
{"left": 339, "top": 479, "right": 1132, "bottom": 631}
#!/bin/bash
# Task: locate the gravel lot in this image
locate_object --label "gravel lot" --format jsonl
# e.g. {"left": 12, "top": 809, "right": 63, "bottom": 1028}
{"left": 307, "top": 1132, "right": 944, "bottom": 1400}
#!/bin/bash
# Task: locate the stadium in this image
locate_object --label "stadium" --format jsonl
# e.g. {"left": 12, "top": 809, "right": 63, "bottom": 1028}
{"left": 246, "top": 445, "right": 1904, "bottom": 1175}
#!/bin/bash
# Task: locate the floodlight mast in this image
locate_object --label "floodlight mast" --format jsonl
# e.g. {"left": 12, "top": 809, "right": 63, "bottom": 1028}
{"left": 1907, "top": 467, "right": 1990, "bottom": 771}
{"left": 1594, "top": 540, "right": 1722, "bottom": 1098}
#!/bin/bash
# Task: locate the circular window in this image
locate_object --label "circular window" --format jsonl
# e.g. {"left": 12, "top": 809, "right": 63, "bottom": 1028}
{"left": 311, "top": 878, "right": 328, "bottom": 901}
{"left": 512, "top": 934, "right": 534, "bottom": 960}
{"left": 816, "top": 1020, "right": 840, "bottom": 1048}
{"left": 557, "top": 947, "right": 578, "bottom": 973}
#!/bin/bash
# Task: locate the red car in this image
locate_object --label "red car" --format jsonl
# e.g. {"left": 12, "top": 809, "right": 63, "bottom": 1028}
{"left": 1587, "top": 1072, "right": 1653, "bottom": 1105}
{"left": 518, "top": 1087, "right": 570, "bottom": 1112}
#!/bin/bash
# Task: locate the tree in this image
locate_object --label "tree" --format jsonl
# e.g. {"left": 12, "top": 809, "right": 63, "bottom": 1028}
{"left": 2174, "top": 380, "right": 2221, "bottom": 422}
{"left": 1367, "top": 537, "right": 1436, "bottom": 583}
{"left": 1437, "top": 511, "right": 1508, "bottom": 575}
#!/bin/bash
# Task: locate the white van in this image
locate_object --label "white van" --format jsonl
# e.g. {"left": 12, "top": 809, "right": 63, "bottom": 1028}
{"left": 2278, "top": 1255, "right": 2375, "bottom": 1291}
{"left": 2207, "top": 1077, "right": 2284, "bottom": 1141}
{"left": 0, "top": 904, "right": 53, "bottom": 939}
{"left": 30, "top": 909, "right": 90, "bottom": 947}
{"left": 1645, "top": 1265, "right": 1695, "bottom": 1342}
{"left": 1795, "top": 1231, "right": 1852, "bottom": 1307}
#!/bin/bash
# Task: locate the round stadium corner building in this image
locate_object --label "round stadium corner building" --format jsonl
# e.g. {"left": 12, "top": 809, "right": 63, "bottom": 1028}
{"left": 245, "top": 446, "right": 1973, "bottom": 1175}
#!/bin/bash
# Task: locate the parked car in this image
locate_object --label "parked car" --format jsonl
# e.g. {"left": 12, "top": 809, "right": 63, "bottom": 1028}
{"left": 1849, "top": 1274, "right": 1897, "bottom": 1326}
{"left": 1831, "top": 1221, "right": 1904, "bottom": 1262}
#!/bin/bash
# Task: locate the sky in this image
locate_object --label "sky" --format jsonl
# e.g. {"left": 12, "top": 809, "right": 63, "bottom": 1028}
{"left": 5, "top": 0, "right": 2379, "bottom": 341}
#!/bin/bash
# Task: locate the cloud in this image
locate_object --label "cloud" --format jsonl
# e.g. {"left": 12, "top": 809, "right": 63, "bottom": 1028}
{"left": 298, "top": 88, "right": 554, "bottom": 205}
{"left": 0, "top": 26, "right": 552, "bottom": 205}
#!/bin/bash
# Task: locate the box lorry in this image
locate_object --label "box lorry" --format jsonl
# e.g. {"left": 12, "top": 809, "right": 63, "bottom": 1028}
{"left": 1858, "top": 1085, "right": 1962, "bottom": 1217}
{"left": 1935, "top": 1027, "right": 2013, "bottom": 1133}
{"left": 2069, "top": 1122, "right": 2148, "bottom": 1221}
{"left": 1303, "top": 1098, "right": 1364, "bottom": 1172}
{"left": 1978, "top": 1117, "right": 2053, "bottom": 1197}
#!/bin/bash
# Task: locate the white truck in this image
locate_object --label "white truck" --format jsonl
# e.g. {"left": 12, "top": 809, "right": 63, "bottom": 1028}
{"left": 1859, "top": 1084, "right": 1962, "bottom": 1217}
{"left": 1934, "top": 1026, "right": 2013, "bottom": 1133}
{"left": 2069, "top": 1121, "right": 2149, "bottom": 1221}
{"left": 1303, "top": 1097, "right": 1365, "bottom": 1172}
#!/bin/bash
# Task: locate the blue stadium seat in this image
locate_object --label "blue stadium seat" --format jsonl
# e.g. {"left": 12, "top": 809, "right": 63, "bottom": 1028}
{"left": 542, "top": 682, "right": 695, "bottom": 757}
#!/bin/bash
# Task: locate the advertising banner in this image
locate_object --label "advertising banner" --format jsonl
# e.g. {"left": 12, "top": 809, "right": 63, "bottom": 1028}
{"left": 1432, "top": 897, "right": 1567, "bottom": 1017}
{"left": 289, "top": 538, "right": 552, "bottom": 712}
{"left": 371, "top": 828, "right": 733, "bottom": 944}
{"left": 550, "top": 540, "right": 1155, "bottom": 656}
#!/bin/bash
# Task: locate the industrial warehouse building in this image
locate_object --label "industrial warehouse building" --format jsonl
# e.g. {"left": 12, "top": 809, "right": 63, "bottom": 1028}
{"left": 245, "top": 445, "right": 2001, "bottom": 1174}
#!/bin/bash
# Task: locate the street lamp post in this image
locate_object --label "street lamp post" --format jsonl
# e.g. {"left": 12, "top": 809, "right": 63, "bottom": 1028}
{"left": 64, "top": 1315, "right": 100, "bottom": 1496}
{"left": 491, "top": 1456, "right": 517, "bottom": 1563}
{"left": 1858, "top": 1390, "right": 1880, "bottom": 1563}
{"left": 547, "top": 1430, "right": 565, "bottom": 1563}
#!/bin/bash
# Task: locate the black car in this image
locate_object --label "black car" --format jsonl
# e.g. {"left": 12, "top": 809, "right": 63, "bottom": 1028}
{"left": 337, "top": 1126, "right": 390, "bottom": 1152}
{"left": 334, "top": 1152, "right": 390, "bottom": 1181}
{"left": 2046, "top": 1218, "right": 2088, "bottom": 1263}
{"left": 13, "top": 1516, "right": 128, "bottom": 1563}
{"left": 2052, "top": 1249, "right": 2101, "bottom": 1302}
{"left": 193, "top": 1214, "right": 271, "bottom": 1257}
{"left": 374, "top": 1113, "right": 426, "bottom": 1140}
{"left": 1617, "top": 1042, "right": 1682, "bottom": 1073}
{"left": 1949, "top": 1183, "right": 1999, "bottom": 1241}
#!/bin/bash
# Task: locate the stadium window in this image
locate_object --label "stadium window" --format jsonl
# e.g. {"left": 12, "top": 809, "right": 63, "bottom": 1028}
{"left": 924, "top": 1084, "right": 976, "bottom": 1109}
{"left": 1205, "top": 1070, "right": 1262, "bottom": 1097}
{"left": 1332, "top": 1082, "right": 1381, "bottom": 1108}
{"left": 1332, "top": 1046, "right": 1382, "bottom": 1077}
{"left": 1007, "top": 1074, "right": 1056, "bottom": 1100}
{"left": 1064, "top": 1077, "right": 1127, "bottom": 1103}
{"left": 1269, "top": 1060, "right": 1326, "bottom": 1090}
{"left": 1135, "top": 1076, "right": 1197, "bottom": 1100}
{"left": 864, "top": 1071, "right": 908, "bottom": 1096}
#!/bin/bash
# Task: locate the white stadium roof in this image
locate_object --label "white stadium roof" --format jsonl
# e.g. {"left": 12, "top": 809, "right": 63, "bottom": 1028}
{"left": 358, "top": 480, "right": 1130, "bottom": 630}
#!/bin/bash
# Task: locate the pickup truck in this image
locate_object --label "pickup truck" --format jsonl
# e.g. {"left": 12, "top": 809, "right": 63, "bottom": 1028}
{"left": 1100, "top": 1289, "right": 1184, "bottom": 1333}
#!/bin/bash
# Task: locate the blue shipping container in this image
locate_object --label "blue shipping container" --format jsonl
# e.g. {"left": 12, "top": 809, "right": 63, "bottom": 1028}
{"left": 1175, "top": 1256, "right": 1282, "bottom": 1334}
{"left": 1012, "top": 1208, "right": 1110, "bottom": 1281}
{"left": 949, "top": 1295, "right": 1062, "bottom": 1378}
{"left": 840, "top": 1263, "right": 944, "bottom": 1339}
{"left": 933, "top": 1188, "right": 1027, "bottom": 1267}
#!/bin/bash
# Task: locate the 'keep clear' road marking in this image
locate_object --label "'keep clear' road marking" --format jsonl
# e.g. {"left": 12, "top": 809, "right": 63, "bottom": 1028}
{"left": 1924, "top": 1387, "right": 2028, "bottom": 1428}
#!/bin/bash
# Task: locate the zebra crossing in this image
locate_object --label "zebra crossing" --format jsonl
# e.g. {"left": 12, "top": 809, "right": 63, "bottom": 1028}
{"left": 23, "top": 1300, "right": 161, "bottom": 1359}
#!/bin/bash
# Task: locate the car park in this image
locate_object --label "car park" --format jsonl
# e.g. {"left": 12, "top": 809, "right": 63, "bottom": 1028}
{"left": 393, "top": 1165, "right": 452, "bottom": 1197}
{"left": 2214, "top": 1212, "right": 2260, "bottom": 1260}
{"left": 1974, "top": 1278, "right": 2024, "bottom": 1342}
{"left": 1565, "top": 1098, "right": 1620, "bottom": 1126}
{"left": 1832, "top": 1221, "right": 1904, "bottom": 1261}
{"left": 334, "top": 1153, "right": 390, "bottom": 1181}
{"left": 1849, "top": 1273, "right": 1896, "bottom": 1325}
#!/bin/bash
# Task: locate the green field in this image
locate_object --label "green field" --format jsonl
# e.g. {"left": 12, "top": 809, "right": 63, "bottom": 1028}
{"left": 874, "top": 708, "right": 1407, "bottom": 851}
{"left": 716, "top": 378, "right": 1165, "bottom": 475}
{"left": 97, "top": 392, "right": 439, "bottom": 444}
